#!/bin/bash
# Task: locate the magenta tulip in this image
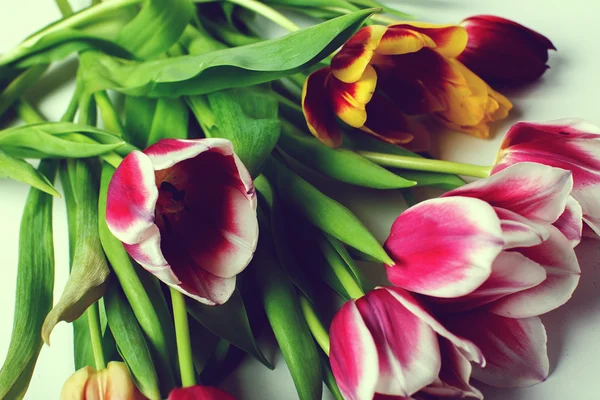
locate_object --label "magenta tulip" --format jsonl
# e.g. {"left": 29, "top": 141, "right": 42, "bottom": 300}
{"left": 106, "top": 138, "right": 258, "bottom": 305}
{"left": 329, "top": 287, "right": 484, "bottom": 400}
{"left": 168, "top": 385, "right": 236, "bottom": 400}
{"left": 457, "top": 15, "right": 555, "bottom": 85}
{"left": 495, "top": 119, "right": 600, "bottom": 237}
{"left": 383, "top": 162, "right": 582, "bottom": 387}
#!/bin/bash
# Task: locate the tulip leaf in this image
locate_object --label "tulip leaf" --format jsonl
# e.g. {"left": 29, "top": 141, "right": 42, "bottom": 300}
{"left": 115, "top": 0, "right": 194, "bottom": 60}
{"left": 187, "top": 289, "right": 273, "bottom": 369}
{"left": 42, "top": 159, "right": 110, "bottom": 344}
{"left": 342, "top": 130, "right": 465, "bottom": 189}
{"left": 320, "top": 352, "right": 344, "bottom": 400}
{"left": 188, "top": 318, "right": 221, "bottom": 375}
{"left": 253, "top": 210, "right": 323, "bottom": 400}
{"left": 124, "top": 96, "right": 157, "bottom": 149}
{"left": 0, "top": 160, "right": 57, "bottom": 400}
{"left": 147, "top": 97, "right": 189, "bottom": 145}
{"left": 278, "top": 122, "right": 416, "bottom": 189}
{"left": 105, "top": 284, "right": 161, "bottom": 400}
{"left": 81, "top": 10, "right": 375, "bottom": 96}
{"left": 0, "top": 122, "right": 125, "bottom": 158}
{"left": 198, "top": 88, "right": 280, "bottom": 177}
{"left": 263, "top": 156, "right": 394, "bottom": 264}
{"left": 0, "top": 149, "right": 60, "bottom": 196}
{"left": 0, "top": 64, "right": 48, "bottom": 118}
{"left": 99, "top": 163, "right": 178, "bottom": 393}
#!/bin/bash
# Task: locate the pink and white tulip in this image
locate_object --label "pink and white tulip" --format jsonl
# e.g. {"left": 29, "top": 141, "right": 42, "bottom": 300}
{"left": 106, "top": 138, "right": 258, "bottom": 305}
{"left": 168, "top": 385, "right": 236, "bottom": 400}
{"left": 494, "top": 119, "right": 600, "bottom": 236}
{"left": 383, "top": 162, "right": 582, "bottom": 388}
{"left": 329, "top": 287, "right": 484, "bottom": 400}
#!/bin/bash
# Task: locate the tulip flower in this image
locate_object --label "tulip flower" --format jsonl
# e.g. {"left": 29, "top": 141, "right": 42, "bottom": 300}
{"left": 458, "top": 15, "right": 555, "bottom": 85}
{"left": 384, "top": 162, "right": 582, "bottom": 387}
{"left": 168, "top": 385, "right": 236, "bottom": 400}
{"left": 494, "top": 119, "right": 600, "bottom": 237}
{"left": 106, "top": 138, "right": 258, "bottom": 305}
{"left": 302, "top": 22, "right": 512, "bottom": 148}
{"left": 329, "top": 286, "right": 484, "bottom": 400}
{"left": 60, "top": 362, "right": 147, "bottom": 400}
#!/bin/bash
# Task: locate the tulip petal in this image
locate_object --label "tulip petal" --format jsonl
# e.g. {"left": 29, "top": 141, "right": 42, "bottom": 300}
{"left": 432, "top": 251, "right": 546, "bottom": 312}
{"left": 446, "top": 162, "right": 573, "bottom": 224}
{"left": 442, "top": 312, "right": 549, "bottom": 388}
{"left": 302, "top": 68, "right": 342, "bottom": 147}
{"left": 385, "top": 197, "right": 503, "bottom": 298}
{"left": 490, "top": 225, "right": 580, "bottom": 318}
{"left": 553, "top": 196, "right": 583, "bottom": 247}
{"left": 168, "top": 385, "right": 236, "bottom": 400}
{"left": 422, "top": 339, "right": 483, "bottom": 399}
{"left": 375, "top": 25, "right": 436, "bottom": 56}
{"left": 331, "top": 25, "right": 387, "bottom": 83}
{"left": 495, "top": 119, "right": 600, "bottom": 234}
{"left": 330, "top": 300, "right": 379, "bottom": 400}
{"left": 494, "top": 207, "right": 549, "bottom": 249}
{"left": 330, "top": 65, "right": 378, "bottom": 128}
{"left": 106, "top": 150, "right": 158, "bottom": 245}
{"left": 384, "top": 287, "right": 485, "bottom": 365}
{"left": 387, "top": 23, "right": 468, "bottom": 58}
{"left": 356, "top": 289, "right": 441, "bottom": 397}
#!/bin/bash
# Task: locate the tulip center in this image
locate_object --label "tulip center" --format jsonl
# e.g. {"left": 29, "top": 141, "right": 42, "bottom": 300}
{"left": 154, "top": 168, "right": 192, "bottom": 232}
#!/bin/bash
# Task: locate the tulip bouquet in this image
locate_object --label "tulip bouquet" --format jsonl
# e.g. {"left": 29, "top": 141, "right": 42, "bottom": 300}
{"left": 0, "top": 0, "right": 593, "bottom": 399}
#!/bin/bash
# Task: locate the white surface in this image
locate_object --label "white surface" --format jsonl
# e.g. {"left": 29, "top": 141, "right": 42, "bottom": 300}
{"left": 1, "top": 0, "right": 600, "bottom": 399}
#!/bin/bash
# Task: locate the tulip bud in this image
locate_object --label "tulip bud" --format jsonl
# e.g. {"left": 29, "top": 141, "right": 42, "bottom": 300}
{"left": 60, "top": 362, "right": 147, "bottom": 400}
{"left": 457, "top": 15, "right": 555, "bottom": 85}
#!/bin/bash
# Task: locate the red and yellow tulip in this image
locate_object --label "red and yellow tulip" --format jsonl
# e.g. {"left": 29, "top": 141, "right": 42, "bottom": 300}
{"left": 302, "top": 22, "right": 513, "bottom": 148}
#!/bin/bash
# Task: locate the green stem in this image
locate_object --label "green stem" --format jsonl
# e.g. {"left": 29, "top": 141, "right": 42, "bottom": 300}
{"left": 225, "top": 0, "right": 301, "bottom": 32}
{"left": 170, "top": 288, "right": 196, "bottom": 387}
{"left": 330, "top": 253, "right": 364, "bottom": 300}
{"left": 15, "top": 100, "right": 45, "bottom": 124}
{"left": 94, "top": 91, "right": 125, "bottom": 135}
{"left": 358, "top": 151, "right": 492, "bottom": 178}
{"left": 55, "top": 0, "right": 74, "bottom": 16}
{"left": 299, "top": 296, "right": 330, "bottom": 355}
{"left": 87, "top": 302, "right": 106, "bottom": 370}
{"left": 61, "top": 83, "right": 82, "bottom": 122}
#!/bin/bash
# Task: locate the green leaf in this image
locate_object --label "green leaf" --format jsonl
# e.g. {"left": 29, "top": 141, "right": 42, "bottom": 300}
{"left": 342, "top": 129, "right": 465, "bottom": 189}
{"left": 278, "top": 122, "right": 416, "bottom": 189}
{"left": 147, "top": 97, "right": 189, "bottom": 145}
{"left": 81, "top": 10, "right": 375, "bottom": 96}
{"left": 187, "top": 289, "right": 273, "bottom": 369}
{"left": 116, "top": 0, "right": 194, "bottom": 59}
{"left": 0, "top": 149, "right": 60, "bottom": 196}
{"left": 41, "top": 159, "right": 110, "bottom": 344}
{"left": 264, "top": 0, "right": 359, "bottom": 8}
{"left": 0, "top": 64, "right": 47, "bottom": 118}
{"left": 188, "top": 318, "right": 220, "bottom": 375}
{"left": 320, "top": 351, "right": 344, "bottom": 400}
{"left": 124, "top": 96, "right": 157, "bottom": 149}
{"left": 0, "top": 122, "right": 125, "bottom": 158}
{"left": 105, "top": 284, "right": 161, "bottom": 400}
{"left": 199, "top": 88, "right": 280, "bottom": 177}
{"left": 262, "top": 156, "right": 393, "bottom": 264}
{"left": 253, "top": 211, "right": 322, "bottom": 400}
{"left": 0, "top": 160, "right": 57, "bottom": 400}
{"left": 99, "top": 163, "right": 177, "bottom": 393}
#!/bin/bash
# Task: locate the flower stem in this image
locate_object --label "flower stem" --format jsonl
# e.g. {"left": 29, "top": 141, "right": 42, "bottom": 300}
{"left": 15, "top": 100, "right": 45, "bottom": 124}
{"left": 299, "top": 296, "right": 330, "bottom": 355}
{"left": 357, "top": 151, "right": 493, "bottom": 178}
{"left": 170, "top": 288, "right": 196, "bottom": 387}
{"left": 226, "top": 0, "right": 301, "bottom": 32}
{"left": 87, "top": 302, "right": 106, "bottom": 370}
{"left": 55, "top": 0, "right": 74, "bottom": 16}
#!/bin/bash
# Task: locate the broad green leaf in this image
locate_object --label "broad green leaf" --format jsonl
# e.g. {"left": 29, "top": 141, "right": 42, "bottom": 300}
{"left": 147, "top": 97, "right": 189, "bottom": 145}
{"left": 253, "top": 210, "right": 322, "bottom": 400}
{"left": 0, "top": 30, "right": 133, "bottom": 68}
{"left": 188, "top": 318, "right": 220, "bottom": 375}
{"left": 116, "top": 0, "right": 194, "bottom": 59}
{"left": 187, "top": 289, "right": 272, "bottom": 369}
{"left": 124, "top": 96, "right": 157, "bottom": 149}
{"left": 262, "top": 156, "right": 394, "bottom": 264}
{"left": 81, "top": 10, "right": 375, "bottom": 96}
{"left": 201, "top": 88, "right": 280, "bottom": 177}
{"left": 278, "top": 122, "right": 416, "bottom": 189}
{"left": 99, "top": 163, "right": 177, "bottom": 393}
{"left": 0, "top": 64, "right": 47, "bottom": 118}
{"left": 42, "top": 159, "right": 110, "bottom": 343}
{"left": 0, "top": 160, "right": 57, "bottom": 400}
{"left": 0, "top": 149, "right": 60, "bottom": 196}
{"left": 342, "top": 130, "right": 465, "bottom": 189}
{"left": 105, "top": 284, "right": 161, "bottom": 400}
{"left": 0, "top": 122, "right": 125, "bottom": 158}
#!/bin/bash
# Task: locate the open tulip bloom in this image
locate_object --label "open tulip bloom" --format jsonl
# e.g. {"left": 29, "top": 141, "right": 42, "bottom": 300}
{"left": 106, "top": 138, "right": 258, "bottom": 305}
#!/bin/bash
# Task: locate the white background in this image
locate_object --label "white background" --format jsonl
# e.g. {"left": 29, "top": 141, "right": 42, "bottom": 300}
{"left": 1, "top": 0, "right": 600, "bottom": 399}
